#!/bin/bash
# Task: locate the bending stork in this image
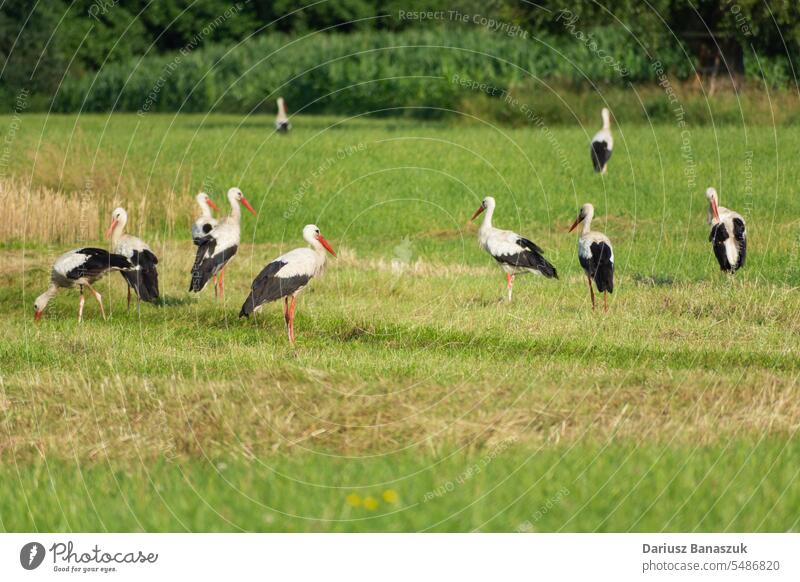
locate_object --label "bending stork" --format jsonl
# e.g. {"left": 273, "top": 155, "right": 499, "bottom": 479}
{"left": 192, "top": 191, "right": 219, "bottom": 244}
{"left": 239, "top": 224, "right": 336, "bottom": 344}
{"left": 590, "top": 108, "right": 613, "bottom": 174}
{"left": 276, "top": 97, "right": 291, "bottom": 133}
{"left": 107, "top": 207, "right": 160, "bottom": 311}
{"left": 569, "top": 203, "right": 614, "bottom": 311}
{"left": 189, "top": 187, "right": 256, "bottom": 299}
{"left": 471, "top": 196, "right": 558, "bottom": 302}
{"left": 706, "top": 187, "right": 746, "bottom": 273}
{"left": 33, "top": 248, "right": 132, "bottom": 322}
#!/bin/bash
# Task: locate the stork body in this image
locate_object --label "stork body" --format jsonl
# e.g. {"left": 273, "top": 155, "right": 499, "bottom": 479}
{"left": 107, "top": 207, "right": 160, "bottom": 310}
{"left": 590, "top": 108, "right": 613, "bottom": 174}
{"left": 569, "top": 203, "right": 614, "bottom": 311}
{"left": 470, "top": 196, "right": 558, "bottom": 302}
{"left": 189, "top": 187, "right": 256, "bottom": 299}
{"left": 192, "top": 192, "right": 219, "bottom": 245}
{"left": 276, "top": 97, "right": 291, "bottom": 133}
{"left": 240, "top": 225, "right": 336, "bottom": 343}
{"left": 33, "top": 248, "right": 132, "bottom": 322}
{"left": 706, "top": 187, "right": 746, "bottom": 273}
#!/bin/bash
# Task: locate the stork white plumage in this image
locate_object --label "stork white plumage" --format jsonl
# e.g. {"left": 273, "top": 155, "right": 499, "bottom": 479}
{"left": 705, "top": 187, "right": 746, "bottom": 273}
{"left": 470, "top": 196, "right": 558, "bottom": 301}
{"left": 189, "top": 187, "right": 256, "bottom": 299}
{"left": 276, "top": 97, "right": 291, "bottom": 133}
{"left": 590, "top": 108, "right": 613, "bottom": 174}
{"left": 239, "top": 224, "right": 336, "bottom": 343}
{"left": 192, "top": 192, "right": 219, "bottom": 244}
{"left": 33, "top": 248, "right": 133, "bottom": 322}
{"left": 106, "top": 207, "right": 160, "bottom": 311}
{"left": 569, "top": 203, "right": 614, "bottom": 311}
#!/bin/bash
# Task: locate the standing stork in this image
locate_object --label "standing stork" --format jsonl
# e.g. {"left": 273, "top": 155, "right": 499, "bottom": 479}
{"left": 569, "top": 203, "right": 614, "bottom": 311}
{"left": 276, "top": 97, "right": 291, "bottom": 133}
{"left": 189, "top": 187, "right": 256, "bottom": 299}
{"left": 470, "top": 196, "right": 558, "bottom": 302}
{"left": 590, "top": 108, "right": 613, "bottom": 174}
{"left": 33, "top": 248, "right": 133, "bottom": 322}
{"left": 239, "top": 224, "right": 336, "bottom": 344}
{"left": 107, "top": 207, "right": 160, "bottom": 311}
{"left": 706, "top": 187, "right": 746, "bottom": 273}
{"left": 192, "top": 191, "right": 219, "bottom": 244}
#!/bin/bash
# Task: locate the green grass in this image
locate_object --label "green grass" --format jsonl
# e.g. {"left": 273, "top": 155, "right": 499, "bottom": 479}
{"left": 1, "top": 113, "right": 799, "bottom": 531}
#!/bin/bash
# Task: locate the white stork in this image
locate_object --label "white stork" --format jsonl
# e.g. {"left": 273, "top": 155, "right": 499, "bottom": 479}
{"left": 106, "top": 207, "right": 160, "bottom": 310}
{"left": 276, "top": 97, "right": 291, "bottom": 133}
{"left": 189, "top": 187, "right": 256, "bottom": 299}
{"left": 569, "top": 203, "right": 614, "bottom": 311}
{"left": 706, "top": 187, "right": 746, "bottom": 273}
{"left": 590, "top": 108, "right": 613, "bottom": 174}
{"left": 239, "top": 224, "right": 336, "bottom": 344}
{"left": 33, "top": 248, "right": 133, "bottom": 322}
{"left": 192, "top": 191, "right": 219, "bottom": 244}
{"left": 470, "top": 196, "right": 558, "bottom": 302}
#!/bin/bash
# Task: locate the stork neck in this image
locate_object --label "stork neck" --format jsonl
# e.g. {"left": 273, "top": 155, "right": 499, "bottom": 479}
{"left": 277, "top": 99, "right": 287, "bottom": 117}
{"left": 602, "top": 110, "right": 610, "bottom": 130}
{"left": 199, "top": 201, "right": 212, "bottom": 218}
{"left": 38, "top": 283, "right": 58, "bottom": 309}
{"left": 110, "top": 220, "right": 126, "bottom": 246}
{"left": 581, "top": 214, "right": 593, "bottom": 236}
{"left": 229, "top": 196, "right": 241, "bottom": 222}
{"left": 480, "top": 205, "right": 495, "bottom": 231}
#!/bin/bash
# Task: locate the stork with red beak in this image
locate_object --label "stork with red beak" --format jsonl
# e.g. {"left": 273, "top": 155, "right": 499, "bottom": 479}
{"left": 239, "top": 224, "right": 336, "bottom": 344}
{"left": 189, "top": 187, "right": 256, "bottom": 299}
{"left": 34, "top": 248, "right": 133, "bottom": 322}
{"left": 471, "top": 196, "right": 558, "bottom": 302}
{"left": 569, "top": 203, "right": 614, "bottom": 311}
{"left": 107, "top": 207, "right": 160, "bottom": 311}
{"left": 706, "top": 187, "right": 746, "bottom": 273}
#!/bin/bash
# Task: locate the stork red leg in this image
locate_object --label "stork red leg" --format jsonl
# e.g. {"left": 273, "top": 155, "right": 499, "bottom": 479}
{"left": 78, "top": 285, "right": 85, "bottom": 322}
{"left": 587, "top": 275, "right": 595, "bottom": 310}
{"left": 506, "top": 273, "right": 514, "bottom": 302}
{"left": 126, "top": 285, "right": 131, "bottom": 311}
{"left": 283, "top": 296, "right": 290, "bottom": 326}
{"left": 213, "top": 274, "right": 218, "bottom": 299}
{"left": 86, "top": 282, "right": 106, "bottom": 320}
{"left": 288, "top": 295, "right": 297, "bottom": 344}
{"left": 219, "top": 268, "right": 225, "bottom": 301}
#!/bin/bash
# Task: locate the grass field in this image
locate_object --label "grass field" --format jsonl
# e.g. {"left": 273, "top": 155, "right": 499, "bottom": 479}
{"left": 1, "top": 113, "right": 799, "bottom": 532}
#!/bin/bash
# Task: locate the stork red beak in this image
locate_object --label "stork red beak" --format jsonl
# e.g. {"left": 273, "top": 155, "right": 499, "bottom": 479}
{"left": 317, "top": 234, "right": 336, "bottom": 257}
{"left": 240, "top": 196, "right": 256, "bottom": 216}
{"left": 207, "top": 199, "right": 219, "bottom": 211}
{"left": 105, "top": 218, "right": 119, "bottom": 239}
{"left": 471, "top": 206, "right": 485, "bottom": 220}
{"left": 710, "top": 198, "right": 720, "bottom": 222}
{"left": 568, "top": 218, "right": 580, "bottom": 233}
{"left": 34, "top": 310, "right": 42, "bottom": 322}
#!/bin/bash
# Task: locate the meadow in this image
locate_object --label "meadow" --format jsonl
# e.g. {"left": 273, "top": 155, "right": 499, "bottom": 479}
{"left": 1, "top": 112, "right": 799, "bottom": 532}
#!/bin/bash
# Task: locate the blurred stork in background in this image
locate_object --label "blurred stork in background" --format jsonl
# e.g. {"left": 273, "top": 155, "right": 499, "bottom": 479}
{"left": 276, "top": 97, "right": 291, "bottom": 133}
{"left": 705, "top": 187, "right": 746, "bottom": 273}
{"left": 590, "top": 108, "right": 613, "bottom": 174}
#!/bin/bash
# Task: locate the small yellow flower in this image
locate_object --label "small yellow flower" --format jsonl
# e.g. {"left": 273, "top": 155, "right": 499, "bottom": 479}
{"left": 382, "top": 489, "right": 399, "bottom": 504}
{"left": 362, "top": 496, "right": 379, "bottom": 510}
{"left": 346, "top": 493, "right": 362, "bottom": 507}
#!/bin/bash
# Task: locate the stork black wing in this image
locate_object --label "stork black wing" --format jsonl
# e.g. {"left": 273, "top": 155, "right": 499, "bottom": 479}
{"left": 189, "top": 239, "right": 235, "bottom": 293}
{"left": 66, "top": 248, "right": 131, "bottom": 280}
{"left": 586, "top": 242, "right": 614, "bottom": 292}
{"left": 239, "top": 260, "right": 311, "bottom": 317}
{"left": 710, "top": 223, "right": 733, "bottom": 272}
{"left": 591, "top": 140, "right": 611, "bottom": 172}
{"left": 493, "top": 238, "right": 558, "bottom": 279}
{"left": 733, "top": 218, "right": 746, "bottom": 270}
{"left": 122, "top": 249, "right": 160, "bottom": 303}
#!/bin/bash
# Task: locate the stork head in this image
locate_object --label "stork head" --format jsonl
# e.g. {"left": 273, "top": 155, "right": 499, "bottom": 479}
{"left": 304, "top": 224, "right": 336, "bottom": 256}
{"left": 706, "top": 187, "right": 720, "bottom": 222}
{"left": 228, "top": 187, "right": 256, "bottom": 216}
{"left": 106, "top": 207, "right": 128, "bottom": 239}
{"left": 471, "top": 196, "right": 495, "bottom": 220}
{"left": 569, "top": 203, "right": 594, "bottom": 232}
{"left": 33, "top": 288, "right": 55, "bottom": 322}
{"left": 196, "top": 191, "right": 219, "bottom": 211}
